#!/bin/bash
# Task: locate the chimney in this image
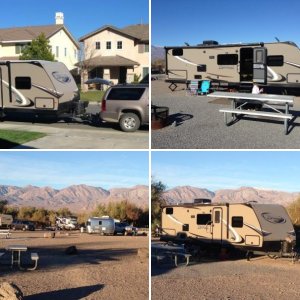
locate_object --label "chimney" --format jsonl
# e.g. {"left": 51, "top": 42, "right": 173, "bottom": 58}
{"left": 55, "top": 12, "right": 64, "bottom": 25}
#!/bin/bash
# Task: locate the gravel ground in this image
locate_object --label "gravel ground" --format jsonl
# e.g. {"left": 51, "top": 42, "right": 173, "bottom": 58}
{"left": 152, "top": 253, "right": 300, "bottom": 300}
{"left": 151, "top": 80, "right": 300, "bottom": 149}
{"left": 0, "top": 231, "right": 148, "bottom": 299}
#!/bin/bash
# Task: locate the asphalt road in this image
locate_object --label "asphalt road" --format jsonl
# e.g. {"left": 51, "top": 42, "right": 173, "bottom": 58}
{"left": 151, "top": 81, "right": 300, "bottom": 149}
{"left": 0, "top": 103, "right": 149, "bottom": 149}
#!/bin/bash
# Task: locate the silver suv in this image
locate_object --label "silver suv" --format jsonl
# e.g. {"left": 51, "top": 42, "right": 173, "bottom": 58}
{"left": 100, "top": 84, "right": 149, "bottom": 132}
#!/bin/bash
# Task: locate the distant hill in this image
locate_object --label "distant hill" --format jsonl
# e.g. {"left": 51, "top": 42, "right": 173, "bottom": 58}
{"left": 163, "top": 186, "right": 299, "bottom": 206}
{"left": 151, "top": 45, "right": 165, "bottom": 61}
{"left": 0, "top": 184, "right": 149, "bottom": 212}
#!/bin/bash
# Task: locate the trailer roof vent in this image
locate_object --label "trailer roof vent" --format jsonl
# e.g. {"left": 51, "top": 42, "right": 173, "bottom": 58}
{"left": 203, "top": 40, "right": 219, "bottom": 45}
{"left": 194, "top": 198, "right": 212, "bottom": 204}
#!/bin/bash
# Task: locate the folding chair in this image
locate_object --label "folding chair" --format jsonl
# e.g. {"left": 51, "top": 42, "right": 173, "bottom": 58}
{"left": 199, "top": 80, "right": 211, "bottom": 95}
{"left": 186, "top": 80, "right": 199, "bottom": 96}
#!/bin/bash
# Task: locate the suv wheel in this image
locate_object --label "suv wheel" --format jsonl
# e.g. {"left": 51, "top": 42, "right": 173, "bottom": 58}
{"left": 119, "top": 113, "right": 140, "bottom": 132}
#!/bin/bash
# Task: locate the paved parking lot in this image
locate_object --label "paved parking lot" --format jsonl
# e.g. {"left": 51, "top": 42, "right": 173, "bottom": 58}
{"left": 152, "top": 81, "right": 300, "bottom": 149}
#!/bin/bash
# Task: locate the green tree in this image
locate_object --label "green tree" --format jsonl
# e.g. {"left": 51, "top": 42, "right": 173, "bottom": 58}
{"left": 19, "top": 33, "right": 55, "bottom": 61}
{"left": 151, "top": 179, "right": 166, "bottom": 229}
{"left": 0, "top": 200, "right": 8, "bottom": 213}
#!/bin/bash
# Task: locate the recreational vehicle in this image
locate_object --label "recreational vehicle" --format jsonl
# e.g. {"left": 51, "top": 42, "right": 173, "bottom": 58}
{"left": 86, "top": 217, "right": 115, "bottom": 235}
{"left": 56, "top": 216, "right": 78, "bottom": 230}
{"left": 161, "top": 200, "right": 296, "bottom": 256}
{"left": 0, "top": 60, "right": 85, "bottom": 118}
{"left": 0, "top": 214, "right": 13, "bottom": 228}
{"left": 165, "top": 41, "right": 300, "bottom": 95}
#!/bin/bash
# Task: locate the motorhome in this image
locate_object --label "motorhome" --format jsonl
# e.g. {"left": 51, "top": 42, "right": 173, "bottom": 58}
{"left": 0, "top": 60, "right": 85, "bottom": 119}
{"left": 56, "top": 216, "right": 78, "bottom": 230}
{"left": 0, "top": 214, "right": 13, "bottom": 228}
{"left": 86, "top": 216, "right": 115, "bottom": 235}
{"left": 161, "top": 200, "right": 296, "bottom": 256}
{"left": 165, "top": 41, "right": 300, "bottom": 95}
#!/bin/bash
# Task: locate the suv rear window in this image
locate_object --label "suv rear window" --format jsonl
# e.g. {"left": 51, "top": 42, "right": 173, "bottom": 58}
{"left": 107, "top": 88, "right": 145, "bottom": 101}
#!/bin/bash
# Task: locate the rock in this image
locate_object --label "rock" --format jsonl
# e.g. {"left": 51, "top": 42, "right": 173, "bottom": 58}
{"left": 65, "top": 246, "right": 77, "bottom": 255}
{"left": 0, "top": 282, "right": 23, "bottom": 300}
{"left": 43, "top": 232, "right": 55, "bottom": 238}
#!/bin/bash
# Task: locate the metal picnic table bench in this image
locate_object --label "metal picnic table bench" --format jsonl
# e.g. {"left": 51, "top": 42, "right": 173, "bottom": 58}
{"left": 207, "top": 91, "right": 294, "bottom": 135}
{"left": 151, "top": 243, "right": 192, "bottom": 267}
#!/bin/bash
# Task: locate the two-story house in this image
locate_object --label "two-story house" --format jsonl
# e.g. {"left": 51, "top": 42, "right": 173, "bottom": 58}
{"left": 0, "top": 12, "right": 79, "bottom": 72}
{"left": 78, "top": 24, "right": 149, "bottom": 88}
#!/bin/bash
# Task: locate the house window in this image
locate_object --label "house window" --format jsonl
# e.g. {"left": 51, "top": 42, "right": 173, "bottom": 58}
{"left": 145, "top": 44, "right": 149, "bottom": 52}
{"left": 56, "top": 46, "right": 59, "bottom": 58}
{"left": 196, "top": 214, "right": 212, "bottom": 225}
{"left": 96, "top": 42, "right": 101, "bottom": 50}
{"left": 232, "top": 216, "right": 243, "bottom": 228}
{"left": 15, "top": 44, "right": 27, "bottom": 54}
{"left": 64, "top": 48, "right": 67, "bottom": 57}
{"left": 138, "top": 44, "right": 149, "bottom": 53}
{"left": 117, "top": 41, "right": 122, "bottom": 49}
{"left": 106, "top": 41, "right": 111, "bottom": 49}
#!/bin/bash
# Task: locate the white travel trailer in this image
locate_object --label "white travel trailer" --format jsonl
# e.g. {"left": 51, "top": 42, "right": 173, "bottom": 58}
{"left": 0, "top": 60, "right": 85, "bottom": 118}
{"left": 165, "top": 41, "right": 300, "bottom": 95}
{"left": 56, "top": 216, "right": 78, "bottom": 230}
{"left": 0, "top": 214, "right": 13, "bottom": 228}
{"left": 161, "top": 200, "right": 296, "bottom": 257}
{"left": 86, "top": 217, "right": 115, "bottom": 235}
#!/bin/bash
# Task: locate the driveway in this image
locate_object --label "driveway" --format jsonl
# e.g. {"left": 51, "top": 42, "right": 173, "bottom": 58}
{"left": 152, "top": 80, "right": 300, "bottom": 149}
{"left": 1, "top": 104, "right": 149, "bottom": 149}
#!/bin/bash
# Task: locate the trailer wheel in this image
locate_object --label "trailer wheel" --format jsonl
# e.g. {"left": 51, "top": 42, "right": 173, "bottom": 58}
{"left": 119, "top": 113, "right": 140, "bottom": 132}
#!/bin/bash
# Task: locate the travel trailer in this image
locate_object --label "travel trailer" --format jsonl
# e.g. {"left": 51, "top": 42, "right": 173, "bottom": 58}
{"left": 165, "top": 41, "right": 300, "bottom": 95}
{"left": 56, "top": 216, "right": 78, "bottom": 230}
{"left": 0, "top": 60, "right": 85, "bottom": 118}
{"left": 161, "top": 200, "right": 296, "bottom": 256}
{"left": 0, "top": 214, "right": 13, "bottom": 228}
{"left": 86, "top": 216, "right": 115, "bottom": 235}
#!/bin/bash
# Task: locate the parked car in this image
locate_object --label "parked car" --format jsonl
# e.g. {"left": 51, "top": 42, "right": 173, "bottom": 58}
{"left": 11, "top": 220, "right": 35, "bottom": 231}
{"left": 100, "top": 84, "right": 149, "bottom": 132}
{"left": 114, "top": 222, "right": 129, "bottom": 235}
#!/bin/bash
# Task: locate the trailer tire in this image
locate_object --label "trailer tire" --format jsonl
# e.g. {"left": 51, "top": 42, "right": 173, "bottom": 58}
{"left": 119, "top": 113, "right": 140, "bottom": 132}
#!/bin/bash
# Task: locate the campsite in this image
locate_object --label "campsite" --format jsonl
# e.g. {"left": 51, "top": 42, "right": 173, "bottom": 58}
{"left": 0, "top": 230, "right": 148, "bottom": 299}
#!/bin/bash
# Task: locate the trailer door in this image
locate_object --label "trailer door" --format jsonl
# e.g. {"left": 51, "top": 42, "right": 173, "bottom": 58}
{"left": 212, "top": 207, "right": 223, "bottom": 243}
{"left": 253, "top": 47, "right": 267, "bottom": 84}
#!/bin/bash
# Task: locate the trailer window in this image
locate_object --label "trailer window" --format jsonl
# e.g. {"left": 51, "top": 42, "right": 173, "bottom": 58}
{"left": 182, "top": 224, "right": 189, "bottom": 231}
{"left": 217, "top": 54, "right": 238, "bottom": 65}
{"left": 232, "top": 216, "right": 243, "bottom": 228}
{"left": 172, "top": 48, "right": 183, "bottom": 56}
{"left": 267, "top": 55, "right": 284, "bottom": 66}
{"left": 98, "top": 221, "right": 102, "bottom": 225}
{"left": 214, "top": 211, "right": 221, "bottom": 223}
{"left": 197, "top": 214, "right": 211, "bottom": 225}
{"left": 197, "top": 65, "right": 207, "bottom": 72}
{"left": 15, "top": 77, "right": 31, "bottom": 89}
{"left": 166, "top": 208, "right": 173, "bottom": 215}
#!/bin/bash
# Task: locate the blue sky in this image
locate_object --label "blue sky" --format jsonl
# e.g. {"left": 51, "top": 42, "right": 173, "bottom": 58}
{"left": 0, "top": 151, "right": 149, "bottom": 189}
{"left": 152, "top": 151, "right": 300, "bottom": 192}
{"left": 152, "top": 0, "right": 300, "bottom": 47}
{"left": 0, "top": 0, "right": 149, "bottom": 39}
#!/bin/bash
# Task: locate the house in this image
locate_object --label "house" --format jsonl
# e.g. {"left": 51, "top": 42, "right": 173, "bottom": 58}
{"left": 78, "top": 24, "right": 149, "bottom": 88}
{"left": 0, "top": 12, "right": 79, "bottom": 73}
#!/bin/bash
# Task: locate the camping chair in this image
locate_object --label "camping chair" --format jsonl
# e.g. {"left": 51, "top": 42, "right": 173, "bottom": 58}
{"left": 186, "top": 80, "right": 199, "bottom": 96}
{"left": 199, "top": 80, "right": 211, "bottom": 95}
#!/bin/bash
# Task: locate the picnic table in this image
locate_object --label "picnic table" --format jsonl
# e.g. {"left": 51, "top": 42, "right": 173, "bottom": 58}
{"left": 207, "top": 91, "right": 294, "bottom": 134}
{"left": 151, "top": 242, "right": 192, "bottom": 267}
{"left": 6, "top": 244, "right": 28, "bottom": 269}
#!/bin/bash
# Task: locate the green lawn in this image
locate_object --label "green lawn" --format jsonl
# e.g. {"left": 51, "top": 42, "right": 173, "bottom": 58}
{"left": 0, "top": 130, "right": 46, "bottom": 148}
{"left": 80, "top": 90, "right": 105, "bottom": 102}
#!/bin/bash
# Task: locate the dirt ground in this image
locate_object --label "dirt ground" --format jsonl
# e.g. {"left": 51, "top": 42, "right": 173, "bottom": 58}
{"left": 152, "top": 248, "right": 300, "bottom": 300}
{"left": 0, "top": 231, "right": 148, "bottom": 299}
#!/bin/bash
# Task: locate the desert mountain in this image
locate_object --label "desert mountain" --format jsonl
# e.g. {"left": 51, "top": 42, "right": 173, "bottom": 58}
{"left": 151, "top": 45, "right": 165, "bottom": 61}
{"left": 163, "top": 186, "right": 299, "bottom": 206}
{"left": 0, "top": 184, "right": 148, "bottom": 212}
